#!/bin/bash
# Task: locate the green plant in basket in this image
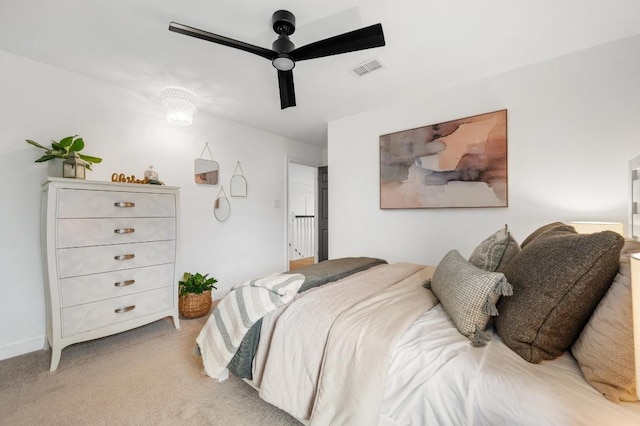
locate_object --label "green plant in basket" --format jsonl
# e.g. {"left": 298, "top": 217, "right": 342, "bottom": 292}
{"left": 179, "top": 272, "right": 218, "bottom": 296}
{"left": 25, "top": 135, "right": 103, "bottom": 170}
{"left": 178, "top": 272, "right": 218, "bottom": 319}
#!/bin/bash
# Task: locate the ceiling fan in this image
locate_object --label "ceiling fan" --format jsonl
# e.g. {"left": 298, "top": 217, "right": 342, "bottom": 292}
{"left": 169, "top": 10, "right": 385, "bottom": 109}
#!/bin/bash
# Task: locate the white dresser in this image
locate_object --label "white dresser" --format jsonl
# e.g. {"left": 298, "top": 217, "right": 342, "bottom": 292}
{"left": 41, "top": 178, "right": 180, "bottom": 371}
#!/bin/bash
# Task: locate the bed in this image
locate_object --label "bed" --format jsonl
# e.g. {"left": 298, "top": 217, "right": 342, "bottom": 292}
{"left": 196, "top": 223, "right": 640, "bottom": 425}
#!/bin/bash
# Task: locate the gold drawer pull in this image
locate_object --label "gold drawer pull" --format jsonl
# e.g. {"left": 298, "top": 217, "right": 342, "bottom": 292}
{"left": 114, "top": 305, "right": 136, "bottom": 313}
{"left": 114, "top": 228, "right": 135, "bottom": 234}
{"left": 114, "top": 279, "right": 135, "bottom": 287}
{"left": 114, "top": 202, "right": 135, "bottom": 208}
{"left": 114, "top": 254, "right": 135, "bottom": 261}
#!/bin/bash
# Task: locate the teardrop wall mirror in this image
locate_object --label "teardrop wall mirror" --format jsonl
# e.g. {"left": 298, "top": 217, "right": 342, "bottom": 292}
{"left": 214, "top": 187, "right": 231, "bottom": 222}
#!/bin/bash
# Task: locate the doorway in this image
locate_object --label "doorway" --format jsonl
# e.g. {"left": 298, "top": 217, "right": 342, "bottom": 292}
{"left": 287, "top": 161, "right": 318, "bottom": 271}
{"left": 317, "top": 166, "right": 328, "bottom": 262}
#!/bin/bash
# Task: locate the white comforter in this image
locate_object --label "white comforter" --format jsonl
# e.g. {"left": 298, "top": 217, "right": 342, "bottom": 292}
{"left": 254, "top": 263, "right": 436, "bottom": 424}
{"left": 381, "top": 304, "right": 640, "bottom": 426}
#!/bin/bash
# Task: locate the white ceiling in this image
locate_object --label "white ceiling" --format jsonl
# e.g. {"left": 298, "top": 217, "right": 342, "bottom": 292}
{"left": 1, "top": 1, "right": 639, "bottom": 147}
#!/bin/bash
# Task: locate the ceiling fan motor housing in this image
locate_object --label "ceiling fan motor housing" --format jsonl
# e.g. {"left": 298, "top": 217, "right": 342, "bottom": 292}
{"left": 271, "top": 10, "right": 296, "bottom": 70}
{"left": 272, "top": 10, "right": 295, "bottom": 35}
{"left": 272, "top": 35, "right": 295, "bottom": 53}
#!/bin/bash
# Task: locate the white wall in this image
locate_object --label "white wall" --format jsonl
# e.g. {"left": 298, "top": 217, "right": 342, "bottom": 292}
{"left": 288, "top": 162, "right": 316, "bottom": 217}
{"left": 328, "top": 35, "right": 640, "bottom": 266}
{"left": 0, "top": 50, "right": 321, "bottom": 360}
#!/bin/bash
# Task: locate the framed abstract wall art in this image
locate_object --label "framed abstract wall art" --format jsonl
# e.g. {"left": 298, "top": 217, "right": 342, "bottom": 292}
{"left": 380, "top": 109, "right": 508, "bottom": 209}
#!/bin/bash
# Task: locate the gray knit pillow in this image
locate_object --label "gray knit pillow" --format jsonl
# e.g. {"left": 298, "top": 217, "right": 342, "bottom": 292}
{"left": 469, "top": 225, "right": 510, "bottom": 272}
{"left": 496, "top": 230, "right": 624, "bottom": 363}
{"left": 427, "top": 250, "right": 512, "bottom": 346}
{"left": 469, "top": 225, "right": 521, "bottom": 272}
{"left": 495, "top": 233, "right": 521, "bottom": 273}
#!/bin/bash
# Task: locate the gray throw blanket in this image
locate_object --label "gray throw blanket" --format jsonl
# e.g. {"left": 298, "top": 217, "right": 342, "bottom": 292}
{"left": 227, "top": 257, "right": 387, "bottom": 379}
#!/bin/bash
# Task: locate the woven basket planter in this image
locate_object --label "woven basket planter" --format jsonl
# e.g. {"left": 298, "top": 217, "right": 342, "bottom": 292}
{"left": 179, "top": 290, "right": 212, "bottom": 319}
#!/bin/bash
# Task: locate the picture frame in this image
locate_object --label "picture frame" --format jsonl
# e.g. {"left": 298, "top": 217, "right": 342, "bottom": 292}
{"left": 380, "top": 109, "right": 508, "bottom": 209}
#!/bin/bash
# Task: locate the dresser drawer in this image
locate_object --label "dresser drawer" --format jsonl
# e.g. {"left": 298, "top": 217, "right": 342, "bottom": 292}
{"left": 61, "top": 286, "right": 174, "bottom": 337}
{"left": 57, "top": 241, "right": 175, "bottom": 278}
{"left": 57, "top": 189, "right": 176, "bottom": 218}
{"left": 57, "top": 218, "right": 175, "bottom": 248}
{"left": 59, "top": 264, "right": 175, "bottom": 307}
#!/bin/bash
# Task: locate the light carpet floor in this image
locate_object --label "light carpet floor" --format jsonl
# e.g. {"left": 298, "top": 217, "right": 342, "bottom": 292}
{"left": 0, "top": 315, "right": 301, "bottom": 425}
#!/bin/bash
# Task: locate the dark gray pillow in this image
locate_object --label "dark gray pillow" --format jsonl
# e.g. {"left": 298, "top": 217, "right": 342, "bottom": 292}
{"left": 495, "top": 230, "right": 624, "bottom": 363}
{"left": 520, "top": 222, "right": 577, "bottom": 249}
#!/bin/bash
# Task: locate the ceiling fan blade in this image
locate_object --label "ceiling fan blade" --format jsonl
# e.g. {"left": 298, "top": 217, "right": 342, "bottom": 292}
{"left": 169, "top": 22, "right": 276, "bottom": 61}
{"left": 291, "top": 23, "right": 385, "bottom": 62}
{"left": 277, "top": 70, "right": 296, "bottom": 109}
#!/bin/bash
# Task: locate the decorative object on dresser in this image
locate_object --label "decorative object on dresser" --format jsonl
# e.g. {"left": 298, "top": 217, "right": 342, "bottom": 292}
{"left": 144, "top": 165, "right": 164, "bottom": 185}
{"left": 178, "top": 272, "right": 217, "bottom": 319}
{"left": 41, "top": 178, "right": 180, "bottom": 371}
{"left": 111, "top": 173, "right": 147, "bottom": 184}
{"left": 110, "top": 166, "right": 165, "bottom": 185}
{"left": 26, "top": 135, "right": 103, "bottom": 178}
{"left": 62, "top": 152, "right": 88, "bottom": 179}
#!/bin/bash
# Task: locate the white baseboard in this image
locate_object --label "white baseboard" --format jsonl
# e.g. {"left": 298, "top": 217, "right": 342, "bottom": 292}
{"left": 0, "top": 336, "right": 45, "bottom": 361}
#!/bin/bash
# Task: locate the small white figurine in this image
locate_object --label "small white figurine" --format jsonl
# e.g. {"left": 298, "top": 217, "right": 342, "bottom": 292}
{"left": 145, "top": 165, "right": 158, "bottom": 181}
{"left": 145, "top": 165, "right": 163, "bottom": 184}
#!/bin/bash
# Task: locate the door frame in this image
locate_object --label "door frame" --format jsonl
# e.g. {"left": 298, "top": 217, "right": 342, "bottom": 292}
{"left": 317, "top": 166, "right": 328, "bottom": 262}
{"left": 284, "top": 156, "right": 321, "bottom": 271}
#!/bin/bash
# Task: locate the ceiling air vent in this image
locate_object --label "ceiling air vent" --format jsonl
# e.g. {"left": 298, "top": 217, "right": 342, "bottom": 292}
{"left": 351, "top": 58, "right": 384, "bottom": 77}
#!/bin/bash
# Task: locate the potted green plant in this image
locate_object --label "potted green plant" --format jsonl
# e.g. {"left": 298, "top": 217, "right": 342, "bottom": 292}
{"left": 178, "top": 272, "right": 218, "bottom": 319}
{"left": 26, "top": 135, "right": 103, "bottom": 174}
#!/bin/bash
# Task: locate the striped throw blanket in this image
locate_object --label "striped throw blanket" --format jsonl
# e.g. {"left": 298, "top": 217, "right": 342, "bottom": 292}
{"left": 196, "top": 273, "right": 305, "bottom": 379}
